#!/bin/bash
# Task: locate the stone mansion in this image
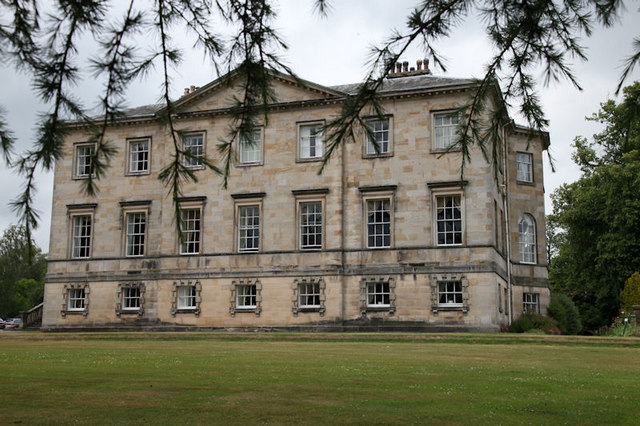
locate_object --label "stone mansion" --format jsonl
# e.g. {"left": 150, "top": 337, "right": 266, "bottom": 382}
{"left": 42, "top": 61, "right": 550, "bottom": 331}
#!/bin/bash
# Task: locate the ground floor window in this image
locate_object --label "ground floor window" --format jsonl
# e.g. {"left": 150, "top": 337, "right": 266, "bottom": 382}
{"left": 230, "top": 279, "right": 262, "bottom": 316}
{"left": 171, "top": 280, "right": 202, "bottom": 317}
{"left": 430, "top": 274, "right": 469, "bottom": 313}
{"left": 360, "top": 277, "right": 396, "bottom": 315}
{"left": 438, "top": 281, "right": 463, "bottom": 306}
{"left": 523, "top": 292, "right": 539, "bottom": 313}
{"left": 178, "top": 286, "right": 197, "bottom": 309}
{"left": 292, "top": 278, "right": 326, "bottom": 316}
{"left": 61, "top": 283, "right": 89, "bottom": 318}
{"left": 367, "top": 281, "right": 390, "bottom": 307}
{"left": 116, "top": 282, "right": 145, "bottom": 317}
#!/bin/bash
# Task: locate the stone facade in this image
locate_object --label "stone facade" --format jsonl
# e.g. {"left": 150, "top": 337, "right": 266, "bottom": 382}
{"left": 42, "top": 65, "right": 550, "bottom": 331}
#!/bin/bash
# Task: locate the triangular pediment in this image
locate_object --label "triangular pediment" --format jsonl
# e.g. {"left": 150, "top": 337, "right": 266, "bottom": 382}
{"left": 173, "top": 69, "right": 344, "bottom": 113}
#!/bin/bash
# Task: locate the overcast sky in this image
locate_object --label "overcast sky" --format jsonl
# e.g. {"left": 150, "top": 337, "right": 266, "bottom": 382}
{"left": 0, "top": 0, "right": 638, "bottom": 251}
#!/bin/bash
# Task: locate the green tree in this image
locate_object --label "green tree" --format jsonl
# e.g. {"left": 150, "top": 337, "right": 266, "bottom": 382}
{"left": 547, "top": 293, "right": 582, "bottom": 334}
{"left": 620, "top": 272, "right": 640, "bottom": 314}
{"left": 0, "top": 0, "right": 638, "bottom": 245}
{"left": 0, "top": 225, "right": 47, "bottom": 318}
{"left": 549, "top": 82, "right": 640, "bottom": 330}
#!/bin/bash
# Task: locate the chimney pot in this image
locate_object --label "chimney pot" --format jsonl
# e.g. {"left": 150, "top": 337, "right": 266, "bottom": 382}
{"left": 190, "top": 85, "right": 196, "bottom": 92}
{"left": 396, "top": 62, "right": 402, "bottom": 73}
{"left": 184, "top": 88, "right": 190, "bottom": 95}
{"left": 402, "top": 61, "right": 409, "bottom": 72}
{"left": 410, "top": 67, "right": 415, "bottom": 71}
{"left": 417, "top": 59, "right": 422, "bottom": 71}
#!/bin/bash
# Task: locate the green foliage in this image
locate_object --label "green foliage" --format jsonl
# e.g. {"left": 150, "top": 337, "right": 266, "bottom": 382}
{"left": 547, "top": 293, "right": 582, "bottom": 335}
{"left": 508, "top": 311, "right": 559, "bottom": 334}
{"left": 620, "top": 272, "right": 640, "bottom": 313}
{"left": 0, "top": 225, "right": 47, "bottom": 318}
{"left": 549, "top": 82, "right": 640, "bottom": 329}
{"left": 0, "top": 0, "right": 638, "bottom": 247}
{"left": 604, "top": 314, "right": 636, "bottom": 337}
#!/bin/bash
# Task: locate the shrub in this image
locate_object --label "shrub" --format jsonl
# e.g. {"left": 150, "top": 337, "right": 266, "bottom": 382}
{"left": 620, "top": 272, "right": 640, "bottom": 313}
{"left": 509, "top": 311, "right": 558, "bottom": 334}
{"left": 547, "top": 293, "right": 582, "bottom": 335}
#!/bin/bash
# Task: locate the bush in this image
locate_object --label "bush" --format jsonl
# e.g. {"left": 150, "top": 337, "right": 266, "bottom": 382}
{"left": 547, "top": 293, "right": 582, "bottom": 335}
{"left": 509, "top": 311, "right": 559, "bottom": 334}
{"left": 620, "top": 272, "right": 640, "bottom": 313}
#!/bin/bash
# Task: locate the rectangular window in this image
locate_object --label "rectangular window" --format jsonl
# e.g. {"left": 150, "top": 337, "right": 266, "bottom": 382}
{"left": 180, "top": 208, "right": 201, "bottom": 254}
{"left": 125, "top": 212, "right": 146, "bottom": 257}
{"left": 183, "top": 133, "right": 204, "bottom": 168}
{"left": 71, "top": 215, "right": 92, "bottom": 258}
{"left": 239, "top": 129, "right": 262, "bottom": 165}
{"left": 298, "top": 282, "right": 321, "bottom": 308}
{"left": 177, "top": 286, "right": 197, "bottom": 309}
{"left": 366, "top": 198, "right": 391, "bottom": 248}
{"left": 436, "top": 195, "right": 462, "bottom": 246}
{"left": 438, "top": 281, "right": 463, "bottom": 306}
{"left": 365, "top": 119, "right": 390, "bottom": 155}
{"left": 299, "top": 123, "right": 323, "bottom": 160}
{"left": 67, "top": 288, "right": 85, "bottom": 311}
{"left": 238, "top": 205, "right": 260, "bottom": 252}
{"left": 523, "top": 292, "right": 539, "bottom": 313}
{"left": 367, "top": 281, "right": 390, "bottom": 307}
{"left": 300, "top": 201, "right": 322, "bottom": 250}
{"left": 122, "top": 287, "right": 141, "bottom": 310}
{"left": 236, "top": 284, "right": 257, "bottom": 308}
{"left": 433, "top": 112, "right": 459, "bottom": 150}
{"left": 75, "top": 144, "right": 95, "bottom": 178}
{"left": 516, "top": 152, "right": 533, "bottom": 182}
{"left": 128, "top": 139, "right": 150, "bottom": 174}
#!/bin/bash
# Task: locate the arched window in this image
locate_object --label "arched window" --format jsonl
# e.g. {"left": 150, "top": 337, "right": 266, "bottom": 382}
{"left": 518, "top": 214, "right": 536, "bottom": 263}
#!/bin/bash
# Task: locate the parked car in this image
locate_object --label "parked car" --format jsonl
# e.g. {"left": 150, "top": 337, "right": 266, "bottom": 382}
{"left": 0, "top": 318, "right": 5, "bottom": 329}
{"left": 6, "top": 318, "right": 21, "bottom": 329}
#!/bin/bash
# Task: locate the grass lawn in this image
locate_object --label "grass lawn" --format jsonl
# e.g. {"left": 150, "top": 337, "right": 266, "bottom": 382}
{"left": 1, "top": 332, "right": 639, "bottom": 424}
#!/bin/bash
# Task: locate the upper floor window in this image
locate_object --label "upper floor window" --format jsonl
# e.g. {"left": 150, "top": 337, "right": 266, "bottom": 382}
{"left": 366, "top": 198, "right": 391, "bottom": 248}
{"left": 71, "top": 215, "right": 92, "bottom": 258}
{"left": 125, "top": 212, "right": 146, "bottom": 257}
{"left": 238, "top": 205, "right": 260, "bottom": 252}
{"left": 433, "top": 112, "right": 459, "bottom": 150}
{"left": 239, "top": 129, "right": 263, "bottom": 165}
{"left": 299, "top": 201, "right": 322, "bottom": 250}
{"left": 128, "top": 138, "right": 150, "bottom": 174}
{"left": 436, "top": 195, "right": 462, "bottom": 246}
{"left": 182, "top": 133, "right": 204, "bottom": 168}
{"left": 298, "top": 122, "right": 323, "bottom": 160}
{"left": 74, "top": 143, "right": 95, "bottom": 178}
{"left": 518, "top": 214, "right": 536, "bottom": 264}
{"left": 364, "top": 118, "right": 391, "bottom": 156}
{"left": 180, "top": 208, "right": 201, "bottom": 255}
{"left": 516, "top": 152, "right": 533, "bottom": 183}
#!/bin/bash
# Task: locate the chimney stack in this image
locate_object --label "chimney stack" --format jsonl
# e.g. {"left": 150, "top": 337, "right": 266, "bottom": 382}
{"left": 387, "top": 58, "right": 433, "bottom": 78}
{"left": 417, "top": 59, "right": 422, "bottom": 71}
{"left": 402, "top": 61, "right": 409, "bottom": 72}
{"left": 184, "top": 88, "right": 190, "bottom": 96}
{"left": 190, "top": 85, "right": 196, "bottom": 93}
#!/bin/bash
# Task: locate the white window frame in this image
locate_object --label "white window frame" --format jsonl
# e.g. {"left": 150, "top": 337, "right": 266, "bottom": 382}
{"left": 434, "top": 193, "right": 464, "bottom": 246}
{"left": 519, "top": 214, "right": 537, "bottom": 264}
{"left": 116, "top": 282, "right": 145, "bottom": 317}
{"left": 67, "top": 288, "right": 86, "bottom": 311}
{"left": 236, "top": 284, "right": 257, "bottom": 309}
{"left": 179, "top": 203, "right": 203, "bottom": 255}
{"left": 432, "top": 111, "right": 459, "bottom": 150}
{"left": 235, "top": 199, "right": 262, "bottom": 253}
{"left": 363, "top": 116, "right": 393, "bottom": 157}
{"left": 124, "top": 211, "right": 147, "bottom": 257}
{"left": 523, "top": 292, "right": 540, "bottom": 313}
{"left": 71, "top": 214, "right": 92, "bottom": 259}
{"left": 127, "top": 138, "right": 151, "bottom": 175}
{"left": 177, "top": 285, "right": 197, "bottom": 309}
{"left": 171, "top": 280, "right": 202, "bottom": 317}
{"left": 298, "top": 282, "right": 321, "bottom": 308}
{"left": 182, "top": 132, "right": 205, "bottom": 169}
{"left": 516, "top": 152, "right": 533, "bottom": 183}
{"left": 365, "top": 197, "right": 392, "bottom": 248}
{"left": 297, "top": 121, "right": 324, "bottom": 161}
{"left": 366, "top": 281, "right": 390, "bottom": 308}
{"left": 73, "top": 142, "right": 95, "bottom": 179}
{"left": 238, "top": 127, "right": 264, "bottom": 166}
{"left": 430, "top": 274, "right": 469, "bottom": 313}
{"left": 122, "top": 286, "right": 141, "bottom": 311}
{"left": 437, "top": 280, "right": 463, "bottom": 307}
{"left": 61, "top": 283, "right": 89, "bottom": 317}
{"left": 230, "top": 279, "right": 262, "bottom": 316}
{"left": 297, "top": 197, "right": 324, "bottom": 250}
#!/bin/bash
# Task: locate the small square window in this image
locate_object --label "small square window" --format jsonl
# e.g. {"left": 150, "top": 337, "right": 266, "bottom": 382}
{"left": 436, "top": 195, "right": 462, "bottom": 246}
{"left": 67, "top": 288, "right": 86, "bottom": 311}
{"left": 239, "top": 129, "right": 263, "bottom": 165}
{"left": 125, "top": 212, "right": 146, "bottom": 257}
{"left": 523, "top": 292, "right": 539, "bottom": 313}
{"left": 177, "top": 286, "right": 197, "bottom": 309}
{"left": 367, "top": 282, "right": 390, "bottom": 307}
{"left": 433, "top": 112, "right": 459, "bottom": 150}
{"left": 128, "top": 139, "right": 150, "bottom": 174}
{"left": 438, "top": 281, "right": 463, "bottom": 306}
{"left": 122, "top": 287, "right": 141, "bottom": 310}
{"left": 365, "top": 118, "right": 390, "bottom": 156}
{"left": 298, "top": 282, "right": 321, "bottom": 308}
{"left": 180, "top": 208, "right": 201, "bottom": 255}
{"left": 71, "top": 215, "right": 92, "bottom": 258}
{"left": 74, "top": 143, "right": 95, "bottom": 178}
{"left": 238, "top": 205, "right": 260, "bottom": 252}
{"left": 516, "top": 152, "right": 533, "bottom": 183}
{"left": 366, "top": 198, "right": 391, "bottom": 248}
{"left": 236, "top": 284, "right": 257, "bottom": 308}
{"left": 183, "top": 133, "right": 204, "bottom": 168}
{"left": 298, "top": 123, "right": 323, "bottom": 160}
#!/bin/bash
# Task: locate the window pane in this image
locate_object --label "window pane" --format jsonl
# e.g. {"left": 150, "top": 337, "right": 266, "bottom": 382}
{"left": 240, "top": 130, "right": 262, "bottom": 164}
{"left": 72, "top": 215, "right": 92, "bottom": 258}
{"left": 180, "top": 209, "right": 201, "bottom": 254}
{"left": 239, "top": 206, "right": 260, "bottom": 252}
{"left": 436, "top": 195, "right": 462, "bottom": 246}
{"left": 183, "top": 134, "right": 204, "bottom": 167}
{"left": 126, "top": 212, "right": 146, "bottom": 257}
{"left": 76, "top": 145, "right": 95, "bottom": 177}
{"left": 300, "top": 202, "right": 322, "bottom": 249}
{"left": 366, "top": 199, "right": 391, "bottom": 248}
{"left": 300, "top": 125, "right": 323, "bottom": 159}
{"left": 366, "top": 119, "right": 390, "bottom": 155}
{"left": 434, "top": 113, "right": 458, "bottom": 149}
{"left": 129, "top": 140, "right": 149, "bottom": 173}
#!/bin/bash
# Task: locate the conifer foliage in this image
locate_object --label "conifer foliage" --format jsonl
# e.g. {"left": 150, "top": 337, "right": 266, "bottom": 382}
{"left": 0, "top": 0, "right": 637, "bottom": 249}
